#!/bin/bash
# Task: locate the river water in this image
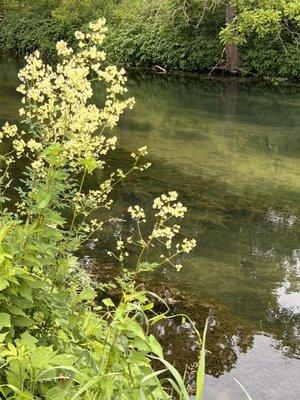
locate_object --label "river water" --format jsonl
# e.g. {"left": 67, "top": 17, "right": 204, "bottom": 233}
{"left": 0, "top": 59, "right": 299, "bottom": 399}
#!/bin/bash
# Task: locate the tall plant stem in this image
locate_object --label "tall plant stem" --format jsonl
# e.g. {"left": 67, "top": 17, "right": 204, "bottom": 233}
{"left": 70, "top": 168, "right": 87, "bottom": 231}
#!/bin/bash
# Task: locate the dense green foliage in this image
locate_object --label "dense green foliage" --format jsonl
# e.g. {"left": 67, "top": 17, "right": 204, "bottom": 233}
{"left": 0, "top": 0, "right": 299, "bottom": 78}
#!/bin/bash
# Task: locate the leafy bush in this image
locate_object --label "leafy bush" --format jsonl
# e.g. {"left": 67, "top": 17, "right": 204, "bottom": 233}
{"left": 241, "top": 36, "right": 300, "bottom": 79}
{"left": 0, "top": 11, "right": 69, "bottom": 57}
{"left": 105, "top": 20, "right": 222, "bottom": 71}
{"left": 0, "top": 18, "right": 209, "bottom": 399}
{"left": 0, "top": 0, "right": 299, "bottom": 78}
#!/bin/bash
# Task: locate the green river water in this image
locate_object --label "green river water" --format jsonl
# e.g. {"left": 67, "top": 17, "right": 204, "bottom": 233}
{"left": 0, "top": 59, "right": 299, "bottom": 399}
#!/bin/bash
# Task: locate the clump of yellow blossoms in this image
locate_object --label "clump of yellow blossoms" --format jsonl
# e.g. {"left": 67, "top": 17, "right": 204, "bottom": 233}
{"left": 109, "top": 191, "right": 196, "bottom": 273}
{"left": 14, "top": 18, "right": 134, "bottom": 175}
{"left": 0, "top": 18, "right": 142, "bottom": 232}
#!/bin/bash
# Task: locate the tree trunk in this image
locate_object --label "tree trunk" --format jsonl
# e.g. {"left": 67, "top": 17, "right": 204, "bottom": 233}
{"left": 225, "top": 2, "right": 240, "bottom": 73}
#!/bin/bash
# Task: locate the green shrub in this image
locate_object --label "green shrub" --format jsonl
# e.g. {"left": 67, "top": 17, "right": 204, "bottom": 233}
{"left": 241, "top": 37, "right": 300, "bottom": 79}
{"left": 0, "top": 11, "right": 68, "bottom": 56}
{"left": 0, "top": 1, "right": 299, "bottom": 78}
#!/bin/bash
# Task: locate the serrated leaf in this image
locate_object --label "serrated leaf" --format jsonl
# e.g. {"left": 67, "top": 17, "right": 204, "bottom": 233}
{"left": 18, "top": 282, "right": 33, "bottom": 301}
{"left": 44, "top": 210, "right": 66, "bottom": 227}
{"left": 10, "top": 305, "right": 27, "bottom": 317}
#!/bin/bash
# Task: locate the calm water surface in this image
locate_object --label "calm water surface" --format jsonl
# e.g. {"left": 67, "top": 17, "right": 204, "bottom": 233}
{"left": 0, "top": 59, "right": 299, "bottom": 399}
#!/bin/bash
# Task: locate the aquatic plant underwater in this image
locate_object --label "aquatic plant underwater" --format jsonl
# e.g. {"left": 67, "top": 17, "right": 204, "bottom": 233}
{"left": 0, "top": 18, "right": 254, "bottom": 399}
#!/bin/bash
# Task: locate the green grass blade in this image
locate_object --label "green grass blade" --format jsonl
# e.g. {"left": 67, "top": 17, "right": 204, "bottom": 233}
{"left": 196, "top": 319, "right": 208, "bottom": 400}
{"left": 234, "top": 379, "right": 253, "bottom": 400}
{"left": 150, "top": 356, "right": 190, "bottom": 399}
{"left": 141, "top": 369, "right": 167, "bottom": 385}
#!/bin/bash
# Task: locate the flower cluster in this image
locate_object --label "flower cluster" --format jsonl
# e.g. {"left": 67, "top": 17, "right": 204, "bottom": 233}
{"left": 128, "top": 205, "right": 146, "bottom": 222}
{"left": 16, "top": 17, "right": 134, "bottom": 177}
{"left": 0, "top": 122, "right": 18, "bottom": 139}
{"left": 107, "top": 239, "right": 130, "bottom": 264}
{"left": 111, "top": 192, "right": 197, "bottom": 274}
{"left": 153, "top": 191, "right": 187, "bottom": 220}
{"left": 72, "top": 179, "right": 113, "bottom": 216}
{"left": 0, "top": 19, "right": 197, "bottom": 282}
{"left": 80, "top": 219, "right": 104, "bottom": 234}
{"left": 149, "top": 191, "right": 188, "bottom": 249}
{"left": 0, "top": 17, "right": 151, "bottom": 239}
{"left": 12, "top": 139, "right": 26, "bottom": 158}
{"left": 177, "top": 238, "right": 197, "bottom": 254}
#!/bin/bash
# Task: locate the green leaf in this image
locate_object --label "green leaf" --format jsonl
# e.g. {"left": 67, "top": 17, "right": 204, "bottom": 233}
{"left": 11, "top": 295, "right": 34, "bottom": 309}
{"left": 42, "top": 143, "right": 62, "bottom": 158}
{"left": 23, "top": 255, "right": 43, "bottom": 268}
{"left": 141, "top": 369, "right": 167, "bottom": 385}
{"left": 1, "top": 385, "right": 34, "bottom": 399}
{"left": 80, "top": 157, "right": 98, "bottom": 174}
{"left": 53, "top": 170, "right": 68, "bottom": 181}
{"left": 39, "top": 226, "right": 62, "bottom": 240}
{"left": 0, "top": 313, "right": 11, "bottom": 330}
{"left": 196, "top": 319, "right": 208, "bottom": 400}
{"left": 12, "top": 316, "right": 33, "bottom": 327}
{"left": 0, "top": 278, "right": 10, "bottom": 291}
{"left": 0, "top": 331, "right": 8, "bottom": 342}
{"left": 45, "top": 210, "right": 66, "bottom": 226}
{"left": 17, "top": 332, "right": 38, "bottom": 350}
{"left": 70, "top": 373, "right": 120, "bottom": 400}
{"left": 37, "top": 193, "right": 52, "bottom": 210}
{"left": 150, "top": 315, "right": 167, "bottom": 326}
{"left": 138, "top": 262, "right": 159, "bottom": 272}
{"left": 122, "top": 318, "right": 145, "bottom": 339}
{"left": 142, "top": 302, "right": 154, "bottom": 311}
{"left": 10, "top": 305, "right": 27, "bottom": 317}
{"left": 150, "top": 356, "right": 190, "bottom": 399}
{"left": 132, "top": 337, "right": 151, "bottom": 353}
{"left": 102, "top": 298, "right": 115, "bottom": 308}
{"left": 128, "top": 350, "right": 149, "bottom": 364}
{"left": 79, "top": 288, "right": 96, "bottom": 301}
{"left": 5, "top": 276, "right": 19, "bottom": 285}
{"left": 18, "top": 283, "right": 33, "bottom": 301}
{"left": 148, "top": 335, "right": 163, "bottom": 358}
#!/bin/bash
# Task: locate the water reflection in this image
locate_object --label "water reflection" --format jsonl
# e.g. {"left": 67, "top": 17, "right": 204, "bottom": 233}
{"left": 115, "top": 73, "right": 300, "bottom": 201}
{"left": 203, "top": 334, "right": 300, "bottom": 400}
{"left": 95, "top": 71, "right": 300, "bottom": 397}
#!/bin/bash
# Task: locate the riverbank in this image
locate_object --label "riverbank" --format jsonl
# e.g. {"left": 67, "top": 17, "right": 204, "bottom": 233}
{"left": 126, "top": 66, "right": 300, "bottom": 86}
{"left": 1, "top": 51, "right": 296, "bottom": 84}
{"left": 0, "top": 3, "right": 299, "bottom": 80}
